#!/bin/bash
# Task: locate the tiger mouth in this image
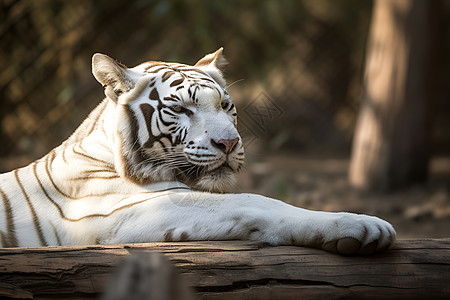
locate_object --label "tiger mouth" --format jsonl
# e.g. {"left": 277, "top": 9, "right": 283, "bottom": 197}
{"left": 185, "top": 161, "right": 234, "bottom": 174}
{"left": 184, "top": 153, "right": 234, "bottom": 171}
{"left": 170, "top": 157, "right": 240, "bottom": 192}
{"left": 175, "top": 161, "right": 235, "bottom": 180}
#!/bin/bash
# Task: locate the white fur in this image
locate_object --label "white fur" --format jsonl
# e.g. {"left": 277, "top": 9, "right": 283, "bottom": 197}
{"left": 0, "top": 50, "right": 396, "bottom": 253}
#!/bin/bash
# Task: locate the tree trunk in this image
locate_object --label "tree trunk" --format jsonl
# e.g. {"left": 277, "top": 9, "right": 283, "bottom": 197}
{"left": 349, "top": 0, "right": 432, "bottom": 191}
{"left": 0, "top": 239, "right": 449, "bottom": 299}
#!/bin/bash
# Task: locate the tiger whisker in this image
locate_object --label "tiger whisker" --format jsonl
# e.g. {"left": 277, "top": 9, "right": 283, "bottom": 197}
{"left": 225, "top": 78, "right": 245, "bottom": 90}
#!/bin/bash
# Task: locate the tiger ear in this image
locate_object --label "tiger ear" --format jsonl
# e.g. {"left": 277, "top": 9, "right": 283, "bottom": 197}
{"left": 194, "top": 48, "right": 227, "bottom": 87}
{"left": 92, "top": 53, "right": 135, "bottom": 101}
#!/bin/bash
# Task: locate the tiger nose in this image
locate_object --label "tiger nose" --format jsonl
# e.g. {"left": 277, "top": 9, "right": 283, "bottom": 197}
{"left": 211, "top": 137, "right": 240, "bottom": 154}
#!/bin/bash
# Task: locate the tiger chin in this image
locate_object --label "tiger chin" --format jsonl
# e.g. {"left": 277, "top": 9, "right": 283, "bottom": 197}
{"left": 128, "top": 159, "right": 239, "bottom": 194}
{"left": 0, "top": 48, "right": 395, "bottom": 256}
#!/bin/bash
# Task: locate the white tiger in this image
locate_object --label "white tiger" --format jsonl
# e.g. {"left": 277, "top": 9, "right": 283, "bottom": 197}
{"left": 0, "top": 48, "right": 396, "bottom": 255}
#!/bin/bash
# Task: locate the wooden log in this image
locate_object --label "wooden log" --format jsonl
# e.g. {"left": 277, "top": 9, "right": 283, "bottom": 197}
{"left": 0, "top": 239, "right": 449, "bottom": 299}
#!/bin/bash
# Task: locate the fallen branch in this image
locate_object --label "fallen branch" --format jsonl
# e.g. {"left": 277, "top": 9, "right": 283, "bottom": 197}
{"left": 0, "top": 239, "right": 449, "bottom": 299}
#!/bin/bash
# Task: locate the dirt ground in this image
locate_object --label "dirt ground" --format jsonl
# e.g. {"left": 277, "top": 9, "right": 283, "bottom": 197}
{"left": 236, "top": 153, "right": 450, "bottom": 239}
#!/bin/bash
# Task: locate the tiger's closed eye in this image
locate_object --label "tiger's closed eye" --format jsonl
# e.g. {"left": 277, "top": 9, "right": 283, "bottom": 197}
{"left": 169, "top": 105, "right": 193, "bottom": 116}
{"left": 170, "top": 105, "right": 183, "bottom": 113}
{"left": 221, "top": 101, "right": 229, "bottom": 110}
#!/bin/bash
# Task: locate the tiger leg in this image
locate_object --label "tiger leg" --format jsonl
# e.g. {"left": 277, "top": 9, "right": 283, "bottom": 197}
{"left": 102, "top": 191, "right": 396, "bottom": 255}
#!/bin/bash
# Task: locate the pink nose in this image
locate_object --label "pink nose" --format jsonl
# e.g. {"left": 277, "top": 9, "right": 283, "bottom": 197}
{"left": 212, "top": 137, "right": 240, "bottom": 154}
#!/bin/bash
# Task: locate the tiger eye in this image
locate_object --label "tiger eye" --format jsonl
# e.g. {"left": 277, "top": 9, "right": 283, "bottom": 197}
{"left": 170, "top": 105, "right": 183, "bottom": 113}
{"left": 221, "top": 101, "right": 229, "bottom": 110}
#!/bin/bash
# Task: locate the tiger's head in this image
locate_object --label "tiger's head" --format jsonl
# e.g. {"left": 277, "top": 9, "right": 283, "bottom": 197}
{"left": 92, "top": 48, "right": 244, "bottom": 193}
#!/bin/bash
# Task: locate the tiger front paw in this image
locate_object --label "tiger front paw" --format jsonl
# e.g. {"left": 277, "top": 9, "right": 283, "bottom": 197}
{"left": 320, "top": 213, "right": 396, "bottom": 255}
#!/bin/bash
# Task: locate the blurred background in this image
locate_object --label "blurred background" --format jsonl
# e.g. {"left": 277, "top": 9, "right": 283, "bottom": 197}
{"left": 1, "top": 0, "right": 449, "bottom": 238}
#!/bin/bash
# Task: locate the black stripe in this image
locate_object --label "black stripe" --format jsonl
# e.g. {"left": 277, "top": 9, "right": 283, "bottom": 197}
{"left": 71, "top": 175, "right": 121, "bottom": 181}
{"left": 164, "top": 109, "right": 177, "bottom": 117}
{"left": 175, "top": 68, "right": 208, "bottom": 75}
{"left": 140, "top": 103, "right": 157, "bottom": 149}
{"left": 34, "top": 161, "right": 191, "bottom": 222}
{"left": 149, "top": 88, "right": 160, "bottom": 101}
{"left": 158, "top": 140, "right": 169, "bottom": 153}
{"left": 188, "top": 158, "right": 220, "bottom": 163}
{"left": 163, "top": 93, "right": 182, "bottom": 102}
{"left": 44, "top": 152, "right": 116, "bottom": 200}
{"left": 188, "top": 153, "right": 217, "bottom": 158}
{"left": 0, "top": 186, "right": 18, "bottom": 247}
{"left": 34, "top": 162, "right": 69, "bottom": 221}
{"left": 159, "top": 113, "right": 176, "bottom": 127}
{"left": 162, "top": 70, "right": 176, "bottom": 82}
{"left": 50, "top": 222, "right": 62, "bottom": 246}
{"left": 198, "top": 77, "right": 216, "bottom": 83}
{"left": 48, "top": 149, "right": 56, "bottom": 173}
{"left": 72, "top": 145, "right": 114, "bottom": 167}
{"left": 14, "top": 169, "right": 48, "bottom": 246}
{"left": 61, "top": 146, "right": 68, "bottom": 164}
{"left": 180, "top": 128, "right": 186, "bottom": 143}
{"left": 123, "top": 106, "right": 141, "bottom": 153}
{"left": 145, "top": 66, "right": 169, "bottom": 74}
{"left": 170, "top": 77, "right": 184, "bottom": 87}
